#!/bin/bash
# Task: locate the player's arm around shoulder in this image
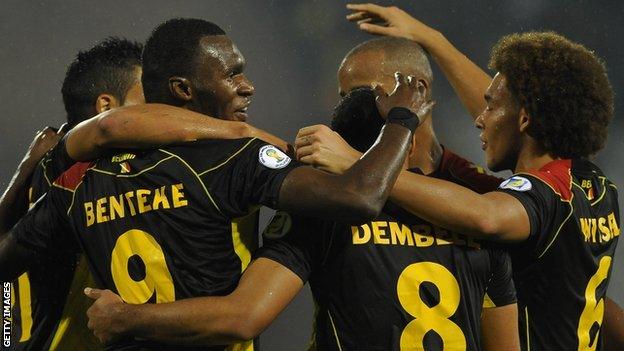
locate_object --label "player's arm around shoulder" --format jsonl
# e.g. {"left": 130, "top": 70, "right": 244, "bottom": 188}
{"left": 85, "top": 257, "right": 303, "bottom": 346}
{"left": 278, "top": 73, "right": 432, "bottom": 223}
{"left": 64, "top": 103, "right": 288, "bottom": 161}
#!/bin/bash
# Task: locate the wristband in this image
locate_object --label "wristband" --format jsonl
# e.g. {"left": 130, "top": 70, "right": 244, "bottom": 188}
{"left": 386, "top": 107, "right": 419, "bottom": 133}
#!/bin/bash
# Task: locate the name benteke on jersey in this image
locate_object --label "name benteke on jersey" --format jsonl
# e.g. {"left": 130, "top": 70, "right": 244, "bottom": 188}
{"left": 83, "top": 183, "right": 189, "bottom": 227}
{"left": 351, "top": 221, "right": 480, "bottom": 249}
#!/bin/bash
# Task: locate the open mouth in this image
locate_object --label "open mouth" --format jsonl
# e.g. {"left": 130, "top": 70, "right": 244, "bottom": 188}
{"left": 233, "top": 106, "right": 249, "bottom": 121}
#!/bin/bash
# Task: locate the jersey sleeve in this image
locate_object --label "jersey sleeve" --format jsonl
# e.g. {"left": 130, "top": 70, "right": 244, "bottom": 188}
{"left": 495, "top": 173, "right": 572, "bottom": 254}
{"left": 40, "top": 136, "right": 76, "bottom": 183}
{"left": 483, "top": 249, "right": 516, "bottom": 308}
{"left": 206, "top": 140, "right": 302, "bottom": 217}
{"left": 253, "top": 211, "right": 326, "bottom": 283}
{"left": 12, "top": 185, "right": 78, "bottom": 255}
{"left": 435, "top": 147, "right": 503, "bottom": 194}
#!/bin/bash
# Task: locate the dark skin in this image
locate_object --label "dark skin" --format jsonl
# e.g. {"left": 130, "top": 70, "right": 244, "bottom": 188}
{"left": 0, "top": 32, "right": 430, "bottom": 294}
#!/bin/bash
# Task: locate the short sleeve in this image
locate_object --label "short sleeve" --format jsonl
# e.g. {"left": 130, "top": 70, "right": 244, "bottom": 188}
{"left": 12, "top": 186, "right": 78, "bottom": 255}
{"left": 206, "top": 140, "right": 302, "bottom": 216}
{"left": 495, "top": 173, "right": 571, "bottom": 249}
{"left": 40, "top": 136, "right": 76, "bottom": 183}
{"left": 254, "top": 211, "right": 327, "bottom": 283}
{"left": 483, "top": 249, "right": 516, "bottom": 308}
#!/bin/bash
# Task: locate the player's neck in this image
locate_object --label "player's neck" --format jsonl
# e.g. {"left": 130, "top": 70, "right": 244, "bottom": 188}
{"left": 513, "top": 140, "right": 557, "bottom": 173}
{"left": 408, "top": 121, "right": 442, "bottom": 175}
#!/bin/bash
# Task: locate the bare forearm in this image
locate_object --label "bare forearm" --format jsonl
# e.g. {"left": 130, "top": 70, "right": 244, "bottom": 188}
{"left": 280, "top": 123, "right": 412, "bottom": 222}
{"left": 422, "top": 32, "right": 492, "bottom": 119}
{"left": 67, "top": 104, "right": 287, "bottom": 161}
{"left": 0, "top": 160, "right": 37, "bottom": 233}
{"left": 122, "top": 297, "right": 248, "bottom": 346}
{"left": 390, "top": 171, "right": 527, "bottom": 241}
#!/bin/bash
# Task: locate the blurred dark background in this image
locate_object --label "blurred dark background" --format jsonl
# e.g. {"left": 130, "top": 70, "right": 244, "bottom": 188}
{"left": 1, "top": 1, "right": 622, "bottom": 349}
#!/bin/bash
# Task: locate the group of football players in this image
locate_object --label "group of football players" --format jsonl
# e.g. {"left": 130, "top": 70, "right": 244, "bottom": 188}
{"left": 0, "top": 3, "right": 621, "bottom": 351}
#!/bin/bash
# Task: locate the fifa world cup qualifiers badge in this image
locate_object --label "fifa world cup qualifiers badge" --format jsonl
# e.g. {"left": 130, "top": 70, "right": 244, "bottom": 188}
{"left": 499, "top": 176, "right": 532, "bottom": 192}
{"left": 2, "top": 282, "right": 10, "bottom": 347}
{"left": 259, "top": 145, "right": 291, "bottom": 169}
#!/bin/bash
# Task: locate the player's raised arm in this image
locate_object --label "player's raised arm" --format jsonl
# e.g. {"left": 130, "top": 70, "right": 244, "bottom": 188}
{"left": 346, "top": 3, "right": 491, "bottom": 119}
{"left": 85, "top": 257, "right": 303, "bottom": 346}
{"left": 278, "top": 73, "right": 433, "bottom": 223}
{"left": 0, "top": 126, "right": 64, "bottom": 233}
{"left": 64, "top": 103, "right": 289, "bottom": 161}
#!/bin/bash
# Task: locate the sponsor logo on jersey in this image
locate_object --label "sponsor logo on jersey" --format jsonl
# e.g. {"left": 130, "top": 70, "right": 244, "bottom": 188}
{"left": 111, "top": 153, "right": 136, "bottom": 163}
{"left": 263, "top": 211, "right": 292, "bottom": 239}
{"left": 499, "top": 176, "right": 532, "bottom": 192}
{"left": 259, "top": 145, "right": 291, "bottom": 169}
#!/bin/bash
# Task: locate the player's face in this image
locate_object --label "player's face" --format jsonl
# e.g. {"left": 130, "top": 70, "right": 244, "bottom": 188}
{"left": 192, "top": 35, "right": 254, "bottom": 121}
{"left": 122, "top": 67, "right": 145, "bottom": 106}
{"left": 475, "top": 73, "right": 522, "bottom": 172}
{"left": 338, "top": 51, "right": 396, "bottom": 96}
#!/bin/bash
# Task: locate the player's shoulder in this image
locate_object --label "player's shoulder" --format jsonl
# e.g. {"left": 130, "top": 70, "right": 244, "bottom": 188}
{"left": 161, "top": 137, "right": 276, "bottom": 172}
{"left": 435, "top": 147, "right": 502, "bottom": 194}
{"left": 53, "top": 162, "right": 93, "bottom": 192}
{"left": 501, "top": 159, "right": 573, "bottom": 201}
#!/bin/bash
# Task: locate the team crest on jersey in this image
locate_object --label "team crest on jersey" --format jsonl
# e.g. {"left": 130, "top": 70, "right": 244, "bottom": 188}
{"left": 120, "top": 162, "right": 131, "bottom": 174}
{"left": 263, "top": 211, "right": 292, "bottom": 239}
{"left": 259, "top": 145, "right": 291, "bottom": 169}
{"left": 499, "top": 176, "right": 532, "bottom": 192}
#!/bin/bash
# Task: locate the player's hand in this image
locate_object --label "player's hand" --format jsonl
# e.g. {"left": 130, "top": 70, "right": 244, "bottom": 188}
{"left": 375, "top": 72, "right": 435, "bottom": 123}
{"left": 346, "top": 3, "right": 439, "bottom": 47}
{"left": 295, "top": 124, "right": 362, "bottom": 174}
{"left": 20, "top": 124, "right": 67, "bottom": 170}
{"left": 84, "top": 287, "right": 128, "bottom": 344}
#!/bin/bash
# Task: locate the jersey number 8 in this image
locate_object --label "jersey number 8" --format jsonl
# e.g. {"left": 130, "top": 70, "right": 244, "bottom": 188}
{"left": 397, "top": 262, "right": 467, "bottom": 350}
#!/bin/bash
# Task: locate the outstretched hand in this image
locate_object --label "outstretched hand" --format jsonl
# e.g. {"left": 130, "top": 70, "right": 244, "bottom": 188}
{"left": 346, "top": 3, "right": 439, "bottom": 46}
{"left": 295, "top": 125, "right": 361, "bottom": 174}
{"left": 84, "top": 287, "right": 128, "bottom": 344}
{"left": 375, "top": 72, "right": 435, "bottom": 124}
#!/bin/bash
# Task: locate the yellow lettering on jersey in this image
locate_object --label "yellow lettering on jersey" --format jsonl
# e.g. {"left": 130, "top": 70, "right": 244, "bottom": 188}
{"left": 96, "top": 197, "right": 109, "bottom": 223}
{"left": 580, "top": 213, "right": 619, "bottom": 244}
{"left": 172, "top": 183, "right": 188, "bottom": 208}
{"left": 85, "top": 202, "right": 95, "bottom": 227}
{"left": 110, "top": 195, "right": 125, "bottom": 220}
{"left": 152, "top": 186, "right": 170, "bottom": 210}
{"left": 608, "top": 212, "right": 620, "bottom": 238}
{"left": 390, "top": 222, "right": 414, "bottom": 246}
{"left": 136, "top": 189, "right": 152, "bottom": 214}
{"left": 351, "top": 221, "right": 479, "bottom": 249}
{"left": 124, "top": 191, "right": 137, "bottom": 216}
{"left": 83, "top": 183, "right": 188, "bottom": 226}
{"left": 413, "top": 225, "right": 434, "bottom": 247}
{"left": 352, "top": 224, "right": 371, "bottom": 244}
{"left": 111, "top": 153, "right": 136, "bottom": 163}
{"left": 372, "top": 221, "right": 390, "bottom": 244}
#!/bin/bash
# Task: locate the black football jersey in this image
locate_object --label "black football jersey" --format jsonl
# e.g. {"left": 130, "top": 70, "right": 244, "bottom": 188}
{"left": 497, "top": 159, "right": 620, "bottom": 351}
{"left": 7, "top": 155, "right": 101, "bottom": 351}
{"left": 12, "top": 138, "right": 300, "bottom": 351}
{"left": 256, "top": 149, "right": 516, "bottom": 351}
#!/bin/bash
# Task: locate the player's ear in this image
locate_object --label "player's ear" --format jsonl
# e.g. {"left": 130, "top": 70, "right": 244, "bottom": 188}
{"left": 169, "top": 77, "right": 193, "bottom": 103}
{"left": 518, "top": 107, "right": 530, "bottom": 133}
{"left": 95, "top": 94, "right": 120, "bottom": 114}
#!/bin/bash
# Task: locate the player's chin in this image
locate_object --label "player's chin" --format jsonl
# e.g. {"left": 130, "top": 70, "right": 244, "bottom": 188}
{"left": 231, "top": 111, "right": 248, "bottom": 122}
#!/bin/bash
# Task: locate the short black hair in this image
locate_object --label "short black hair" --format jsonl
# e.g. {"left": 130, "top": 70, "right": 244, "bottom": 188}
{"left": 490, "top": 31, "right": 614, "bottom": 158}
{"left": 61, "top": 37, "right": 143, "bottom": 128}
{"left": 331, "top": 87, "right": 384, "bottom": 153}
{"left": 142, "top": 18, "right": 226, "bottom": 103}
